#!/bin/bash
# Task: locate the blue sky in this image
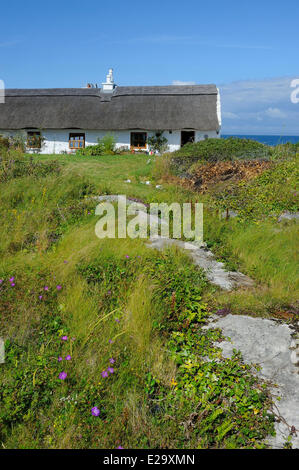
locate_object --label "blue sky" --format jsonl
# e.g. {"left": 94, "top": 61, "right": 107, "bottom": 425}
{"left": 1, "top": 0, "right": 299, "bottom": 134}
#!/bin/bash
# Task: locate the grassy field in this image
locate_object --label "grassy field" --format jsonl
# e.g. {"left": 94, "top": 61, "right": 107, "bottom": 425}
{"left": 0, "top": 147, "right": 298, "bottom": 448}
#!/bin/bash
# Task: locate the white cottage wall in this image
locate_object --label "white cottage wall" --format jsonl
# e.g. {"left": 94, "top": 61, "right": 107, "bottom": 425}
{"left": 0, "top": 128, "right": 220, "bottom": 154}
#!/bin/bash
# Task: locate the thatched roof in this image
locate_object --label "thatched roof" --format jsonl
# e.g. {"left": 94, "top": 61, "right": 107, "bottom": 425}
{"left": 0, "top": 85, "right": 220, "bottom": 131}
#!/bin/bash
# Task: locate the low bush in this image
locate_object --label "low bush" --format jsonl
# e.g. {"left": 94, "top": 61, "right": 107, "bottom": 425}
{"left": 76, "top": 142, "right": 105, "bottom": 157}
{"left": 76, "top": 134, "right": 116, "bottom": 157}
{"left": 0, "top": 152, "right": 61, "bottom": 183}
{"left": 166, "top": 138, "right": 272, "bottom": 178}
{"left": 213, "top": 158, "right": 299, "bottom": 220}
{"left": 148, "top": 132, "right": 168, "bottom": 154}
{"left": 173, "top": 137, "right": 272, "bottom": 162}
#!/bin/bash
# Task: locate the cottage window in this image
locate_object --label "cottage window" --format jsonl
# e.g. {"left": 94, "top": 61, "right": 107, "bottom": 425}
{"left": 69, "top": 133, "right": 85, "bottom": 149}
{"left": 27, "top": 131, "right": 41, "bottom": 149}
{"left": 130, "top": 132, "right": 147, "bottom": 149}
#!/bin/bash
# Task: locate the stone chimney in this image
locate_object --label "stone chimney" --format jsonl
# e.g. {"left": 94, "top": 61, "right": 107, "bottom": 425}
{"left": 102, "top": 68, "right": 116, "bottom": 93}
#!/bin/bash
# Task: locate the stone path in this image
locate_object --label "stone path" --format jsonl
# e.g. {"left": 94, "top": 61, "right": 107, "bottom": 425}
{"left": 94, "top": 195, "right": 254, "bottom": 290}
{"left": 147, "top": 237, "right": 254, "bottom": 290}
{"left": 95, "top": 195, "right": 299, "bottom": 448}
{"left": 205, "top": 314, "right": 299, "bottom": 448}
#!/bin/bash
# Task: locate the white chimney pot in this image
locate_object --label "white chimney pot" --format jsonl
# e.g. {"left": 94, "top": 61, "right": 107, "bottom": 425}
{"left": 102, "top": 68, "right": 115, "bottom": 92}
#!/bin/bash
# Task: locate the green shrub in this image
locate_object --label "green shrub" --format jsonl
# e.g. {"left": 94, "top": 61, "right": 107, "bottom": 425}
{"left": 173, "top": 137, "right": 272, "bottom": 162}
{"left": 164, "top": 138, "right": 273, "bottom": 178}
{"left": 0, "top": 152, "right": 61, "bottom": 183}
{"left": 0, "top": 134, "right": 26, "bottom": 153}
{"left": 148, "top": 132, "right": 168, "bottom": 154}
{"left": 0, "top": 135, "right": 10, "bottom": 150}
{"left": 213, "top": 158, "right": 299, "bottom": 220}
{"left": 76, "top": 142, "right": 105, "bottom": 157}
{"left": 271, "top": 142, "right": 299, "bottom": 160}
{"left": 101, "top": 134, "right": 116, "bottom": 154}
{"left": 76, "top": 134, "right": 116, "bottom": 157}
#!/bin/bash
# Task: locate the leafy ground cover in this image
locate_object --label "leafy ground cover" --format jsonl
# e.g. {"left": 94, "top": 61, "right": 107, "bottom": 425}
{"left": 0, "top": 142, "right": 297, "bottom": 448}
{"left": 156, "top": 139, "right": 299, "bottom": 317}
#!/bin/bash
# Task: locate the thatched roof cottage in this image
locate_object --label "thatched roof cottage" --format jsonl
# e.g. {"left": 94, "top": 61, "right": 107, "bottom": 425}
{"left": 0, "top": 69, "right": 221, "bottom": 153}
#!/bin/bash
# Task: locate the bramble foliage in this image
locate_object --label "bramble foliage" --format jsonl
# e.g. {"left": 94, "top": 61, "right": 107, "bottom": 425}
{"left": 213, "top": 158, "right": 299, "bottom": 220}
{"left": 165, "top": 138, "right": 272, "bottom": 179}
{"left": 0, "top": 147, "right": 61, "bottom": 183}
{"left": 0, "top": 134, "right": 26, "bottom": 153}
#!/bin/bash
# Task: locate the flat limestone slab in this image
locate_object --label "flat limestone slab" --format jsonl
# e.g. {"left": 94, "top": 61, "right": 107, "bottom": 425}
{"left": 147, "top": 237, "right": 254, "bottom": 290}
{"left": 95, "top": 195, "right": 254, "bottom": 291}
{"left": 206, "top": 314, "right": 299, "bottom": 448}
{"left": 278, "top": 211, "right": 299, "bottom": 222}
{"left": 0, "top": 338, "right": 4, "bottom": 364}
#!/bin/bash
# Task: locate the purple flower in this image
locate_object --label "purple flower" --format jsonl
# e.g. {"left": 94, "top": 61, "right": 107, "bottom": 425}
{"left": 65, "top": 355, "right": 71, "bottom": 361}
{"left": 108, "top": 367, "right": 114, "bottom": 374}
{"left": 61, "top": 335, "right": 68, "bottom": 341}
{"left": 63, "top": 260, "right": 68, "bottom": 264}
{"left": 56, "top": 285, "right": 62, "bottom": 290}
{"left": 107, "top": 290, "right": 111, "bottom": 295}
{"left": 91, "top": 406, "right": 100, "bottom": 417}
{"left": 39, "top": 295, "right": 43, "bottom": 300}
{"left": 9, "top": 277, "right": 14, "bottom": 283}
{"left": 125, "top": 255, "right": 129, "bottom": 259}
{"left": 71, "top": 337, "right": 76, "bottom": 341}
{"left": 115, "top": 318, "right": 120, "bottom": 323}
{"left": 59, "top": 371, "right": 67, "bottom": 380}
{"left": 0, "top": 279, "right": 3, "bottom": 284}
{"left": 58, "top": 357, "right": 63, "bottom": 362}
{"left": 101, "top": 370, "right": 108, "bottom": 378}
{"left": 88, "top": 211, "right": 91, "bottom": 215}
{"left": 44, "top": 286, "right": 49, "bottom": 291}
{"left": 108, "top": 339, "right": 113, "bottom": 344}
{"left": 117, "top": 446, "right": 124, "bottom": 449}
{"left": 10, "top": 283, "right": 15, "bottom": 287}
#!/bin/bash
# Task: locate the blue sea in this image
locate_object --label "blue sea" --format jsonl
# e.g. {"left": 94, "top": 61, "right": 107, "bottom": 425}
{"left": 222, "top": 134, "right": 299, "bottom": 146}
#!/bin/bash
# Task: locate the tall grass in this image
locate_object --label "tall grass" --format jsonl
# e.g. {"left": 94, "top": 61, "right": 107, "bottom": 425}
{"left": 0, "top": 150, "right": 295, "bottom": 448}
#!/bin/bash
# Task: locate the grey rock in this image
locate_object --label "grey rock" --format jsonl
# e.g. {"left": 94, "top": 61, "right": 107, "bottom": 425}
{"left": 95, "top": 195, "right": 254, "bottom": 291}
{"left": 147, "top": 237, "right": 253, "bottom": 290}
{"left": 0, "top": 338, "right": 4, "bottom": 364}
{"left": 221, "top": 210, "right": 239, "bottom": 219}
{"left": 206, "top": 314, "right": 299, "bottom": 449}
{"left": 278, "top": 211, "right": 299, "bottom": 222}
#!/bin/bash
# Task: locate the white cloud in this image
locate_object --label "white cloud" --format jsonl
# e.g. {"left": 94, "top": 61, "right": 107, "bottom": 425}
{"left": 115, "top": 35, "right": 272, "bottom": 50}
{"left": 0, "top": 39, "right": 22, "bottom": 48}
{"left": 222, "top": 111, "right": 239, "bottom": 119}
{"left": 219, "top": 76, "right": 299, "bottom": 134}
{"left": 172, "top": 80, "right": 196, "bottom": 86}
{"left": 264, "top": 107, "right": 287, "bottom": 118}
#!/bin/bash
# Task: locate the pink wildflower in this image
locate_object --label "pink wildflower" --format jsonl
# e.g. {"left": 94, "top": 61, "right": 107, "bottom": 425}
{"left": 91, "top": 406, "right": 100, "bottom": 417}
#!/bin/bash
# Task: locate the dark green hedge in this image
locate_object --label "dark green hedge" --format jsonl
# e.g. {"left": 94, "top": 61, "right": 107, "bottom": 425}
{"left": 173, "top": 137, "right": 272, "bottom": 162}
